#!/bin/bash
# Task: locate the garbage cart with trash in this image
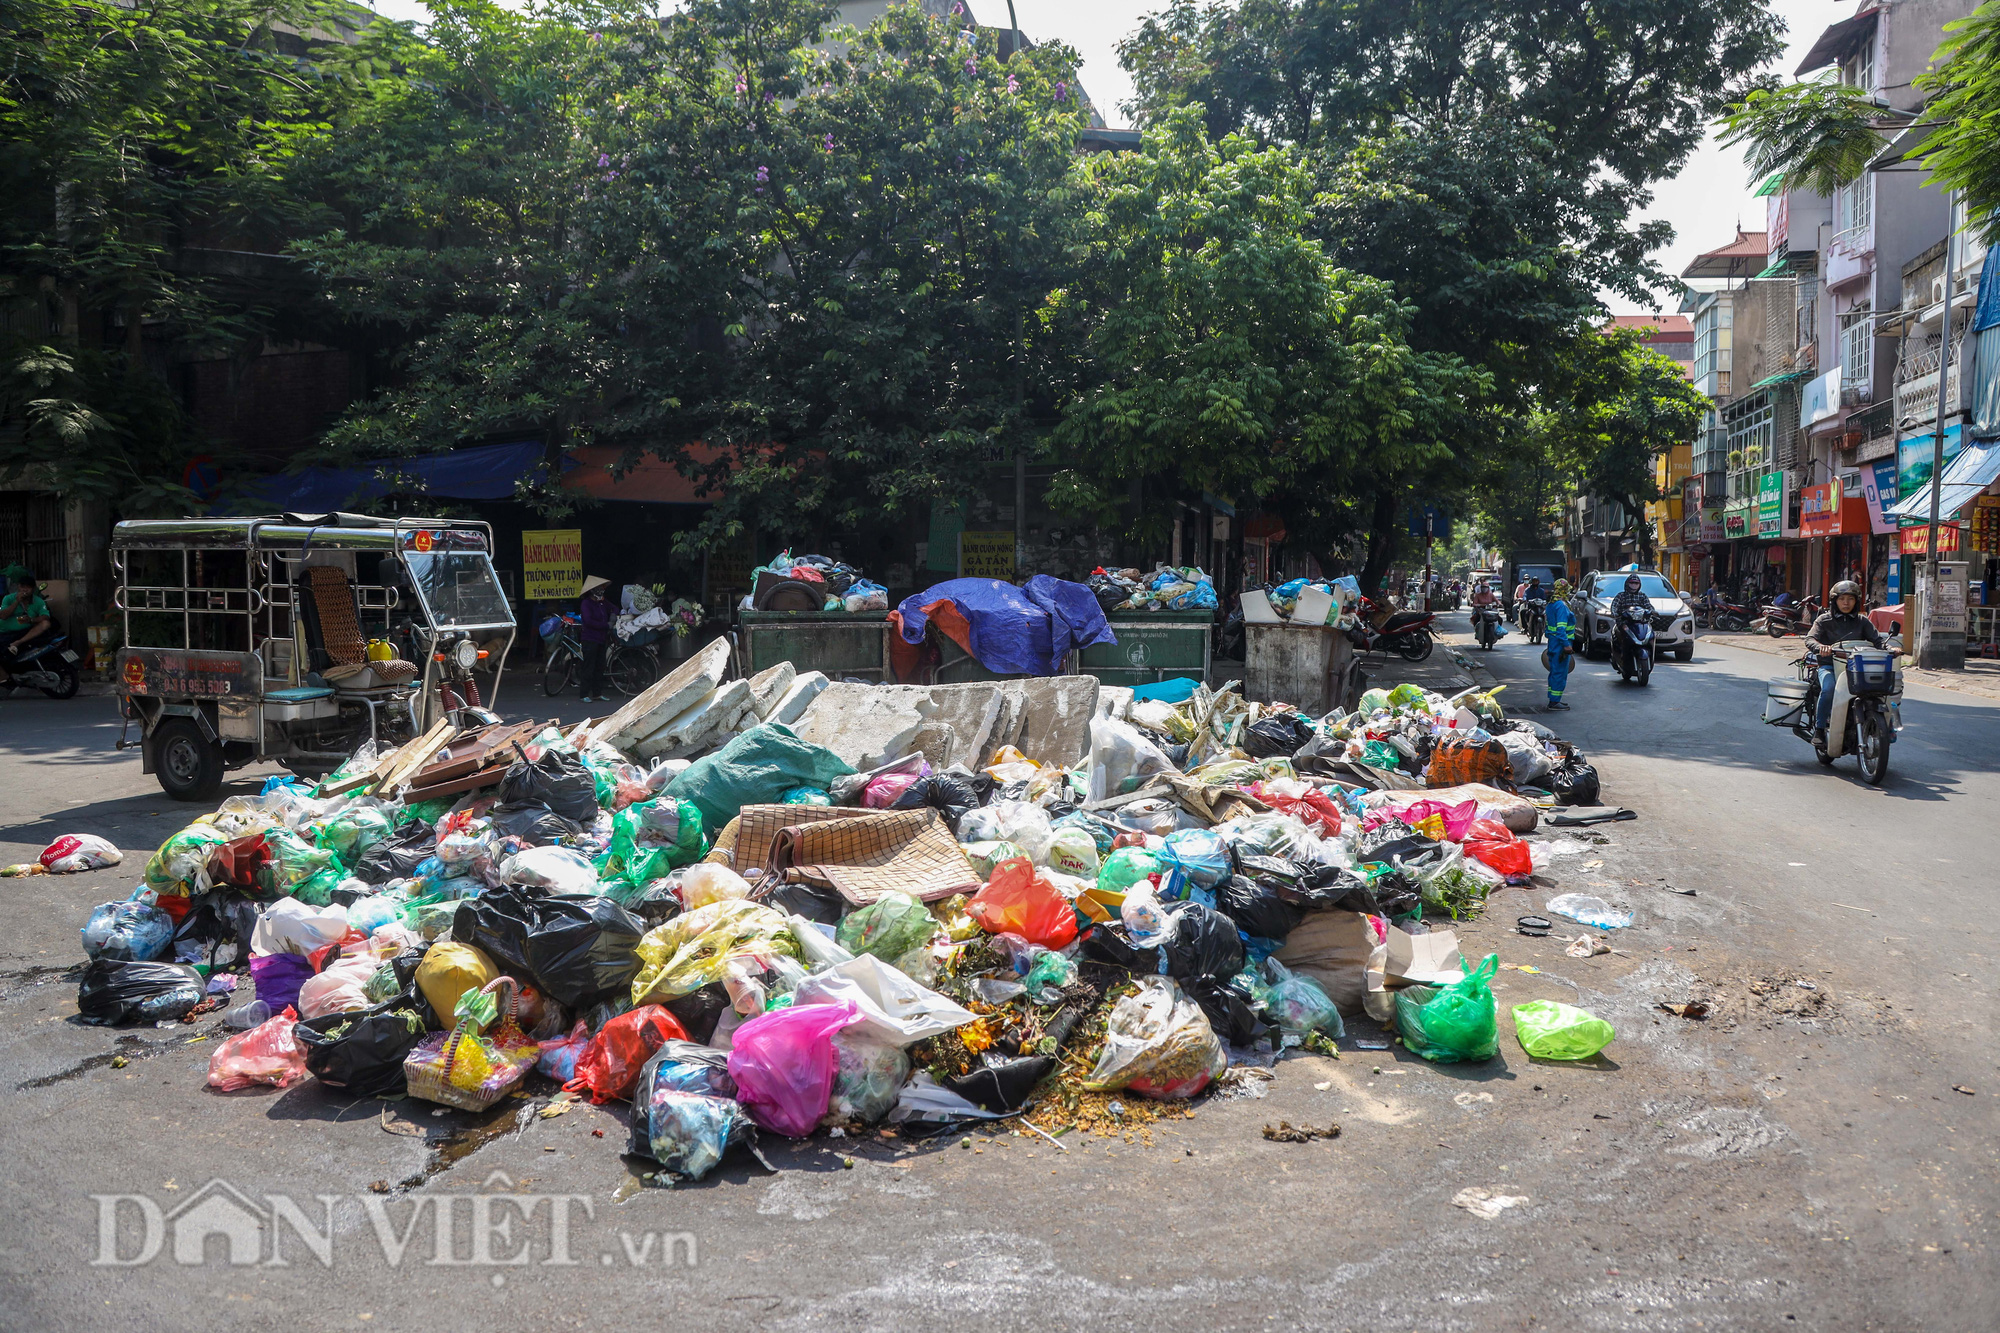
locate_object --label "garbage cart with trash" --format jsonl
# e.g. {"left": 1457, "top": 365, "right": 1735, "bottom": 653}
{"left": 71, "top": 633, "right": 1623, "bottom": 1183}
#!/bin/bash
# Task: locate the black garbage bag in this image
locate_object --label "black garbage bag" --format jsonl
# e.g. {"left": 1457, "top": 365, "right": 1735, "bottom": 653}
{"left": 1216, "top": 873, "right": 1307, "bottom": 942}
{"left": 488, "top": 802, "right": 584, "bottom": 847}
{"left": 350, "top": 820, "right": 435, "bottom": 886}
{"left": 1087, "top": 574, "right": 1131, "bottom": 614}
{"left": 496, "top": 750, "right": 599, "bottom": 824}
{"left": 1185, "top": 975, "right": 1268, "bottom": 1047}
{"left": 1084, "top": 902, "right": 1245, "bottom": 984}
{"left": 628, "top": 1042, "right": 749, "bottom": 1174}
{"left": 169, "top": 892, "right": 260, "bottom": 970}
{"left": 1355, "top": 826, "right": 1444, "bottom": 868}
{"left": 767, "top": 878, "right": 844, "bottom": 926}
{"left": 661, "top": 985, "right": 729, "bottom": 1045}
{"left": 295, "top": 1000, "right": 430, "bottom": 1096}
{"left": 1242, "top": 712, "right": 1317, "bottom": 759}
{"left": 1238, "top": 854, "right": 1381, "bottom": 914}
{"left": 1551, "top": 754, "right": 1601, "bottom": 805}
{"left": 452, "top": 887, "right": 645, "bottom": 1008}
{"left": 889, "top": 773, "right": 982, "bottom": 832}
{"left": 943, "top": 1055, "right": 1055, "bottom": 1113}
{"left": 77, "top": 958, "right": 204, "bottom": 1025}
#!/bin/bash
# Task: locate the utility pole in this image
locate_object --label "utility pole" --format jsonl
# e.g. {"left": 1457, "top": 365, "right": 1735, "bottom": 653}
{"left": 1919, "top": 191, "right": 1958, "bottom": 668}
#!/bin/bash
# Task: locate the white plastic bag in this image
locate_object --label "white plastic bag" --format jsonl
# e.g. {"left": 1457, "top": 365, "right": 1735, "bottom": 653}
{"left": 249, "top": 897, "right": 350, "bottom": 956}
{"left": 786, "top": 915, "right": 857, "bottom": 973}
{"left": 39, "top": 834, "right": 123, "bottom": 874}
{"left": 1085, "top": 716, "right": 1180, "bottom": 804}
{"left": 1497, "top": 731, "right": 1554, "bottom": 786}
{"left": 791, "top": 954, "right": 978, "bottom": 1047}
{"left": 496, "top": 845, "right": 599, "bottom": 895}
{"left": 955, "top": 801, "right": 1053, "bottom": 864}
{"left": 680, "top": 863, "right": 752, "bottom": 910}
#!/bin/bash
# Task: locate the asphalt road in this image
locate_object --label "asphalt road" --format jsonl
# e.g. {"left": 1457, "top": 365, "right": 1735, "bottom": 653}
{"left": 0, "top": 629, "right": 1994, "bottom": 1332}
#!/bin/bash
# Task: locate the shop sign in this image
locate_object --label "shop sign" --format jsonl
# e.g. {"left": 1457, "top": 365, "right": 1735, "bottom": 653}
{"left": 1756, "top": 471, "right": 1785, "bottom": 539}
{"left": 1861, "top": 458, "right": 1899, "bottom": 536}
{"left": 957, "top": 531, "right": 1017, "bottom": 580}
{"left": 1800, "top": 480, "right": 1843, "bottom": 538}
{"left": 521, "top": 529, "right": 584, "bottom": 600}
{"left": 1723, "top": 507, "right": 1749, "bottom": 539}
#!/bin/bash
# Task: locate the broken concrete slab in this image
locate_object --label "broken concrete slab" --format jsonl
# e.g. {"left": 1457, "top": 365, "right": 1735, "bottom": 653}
{"left": 633, "top": 677, "right": 754, "bottom": 761}
{"left": 978, "top": 682, "right": 1027, "bottom": 768}
{"left": 765, "top": 671, "right": 829, "bottom": 727}
{"left": 908, "top": 719, "right": 961, "bottom": 769}
{"left": 792, "top": 683, "right": 940, "bottom": 771}
{"left": 596, "top": 637, "right": 732, "bottom": 752}
{"left": 921, "top": 683, "right": 1004, "bottom": 768}
{"left": 1015, "top": 676, "right": 1098, "bottom": 767}
{"left": 746, "top": 661, "right": 797, "bottom": 719}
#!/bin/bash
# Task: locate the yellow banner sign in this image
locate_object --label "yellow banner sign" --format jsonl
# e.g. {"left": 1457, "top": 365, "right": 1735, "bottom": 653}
{"left": 958, "top": 531, "right": 1016, "bottom": 581}
{"left": 522, "top": 529, "right": 584, "bottom": 600}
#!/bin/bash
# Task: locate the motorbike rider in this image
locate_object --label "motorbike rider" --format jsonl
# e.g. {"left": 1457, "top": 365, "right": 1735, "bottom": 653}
{"left": 1544, "top": 578, "right": 1577, "bottom": 710}
{"left": 1805, "top": 580, "right": 1883, "bottom": 747}
{"left": 0, "top": 570, "right": 52, "bottom": 687}
{"left": 1608, "top": 573, "right": 1653, "bottom": 666}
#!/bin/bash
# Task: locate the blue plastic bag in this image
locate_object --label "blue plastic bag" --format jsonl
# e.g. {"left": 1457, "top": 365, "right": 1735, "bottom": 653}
{"left": 1274, "top": 578, "right": 1310, "bottom": 600}
{"left": 81, "top": 894, "right": 175, "bottom": 962}
{"left": 1170, "top": 581, "right": 1218, "bottom": 610}
{"left": 1160, "top": 828, "right": 1232, "bottom": 889}
{"left": 1130, "top": 677, "right": 1200, "bottom": 704}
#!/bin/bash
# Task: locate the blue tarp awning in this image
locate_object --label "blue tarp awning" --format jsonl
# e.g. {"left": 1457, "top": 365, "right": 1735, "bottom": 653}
{"left": 1889, "top": 437, "right": 2000, "bottom": 521}
{"left": 231, "top": 441, "right": 545, "bottom": 512}
{"left": 897, "top": 576, "right": 1117, "bottom": 676}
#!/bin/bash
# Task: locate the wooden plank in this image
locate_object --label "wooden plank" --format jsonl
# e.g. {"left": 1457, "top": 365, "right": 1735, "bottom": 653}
{"left": 374, "top": 718, "right": 457, "bottom": 793}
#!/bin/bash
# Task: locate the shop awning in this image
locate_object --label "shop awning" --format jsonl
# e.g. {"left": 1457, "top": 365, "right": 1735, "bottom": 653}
{"left": 232, "top": 441, "right": 545, "bottom": 512}
{"left": 1796, "top": 8, "right": 1880, "bottom": 76}
{"left": 1888, "top": 437, "right": 2000, "bottom": 521}
{"left": 1752, "top": 172, "right": 1786, "bottom": 199}
{"left": 561, "top": 443, "right": 730, "bottom": 504}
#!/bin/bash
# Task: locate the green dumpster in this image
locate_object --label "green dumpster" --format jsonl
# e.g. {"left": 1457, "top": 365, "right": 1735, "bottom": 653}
{"left": 738, "top": 610, "right": 892, "bottom": 682}
{"left": 1079, "top": 609, "right": 1213, "bottom": 688}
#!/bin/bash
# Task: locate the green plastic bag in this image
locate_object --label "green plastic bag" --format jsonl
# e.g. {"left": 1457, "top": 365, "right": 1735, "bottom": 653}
{"left": 256, "top": 828, "right": 343, "bottom": 905}
{"left": 1359, "top": 740, "right": 1404, "bottom": 770}
{"left": 1387, "top": 683, "right": 1428, "bottom": 709}
{"left": 1511, "top": 1000, "right": 1615, "bottom": 1060}
{"left": 1358, "top": 688, "right": 1391, "bottom": 714}
{"left": 1098, "top": 847, "right": 1161, "bottom": 894}
{"left": 665, "top": 723, "right": 855, "bottom": 831}
{"left": 1395, "top": 953, "right": 1499, "bottom": 1063}
{"left": 142, "top": 825, "right": 230, "bottom": 898}
{"left": 402, "top": 799, "right": 452, "bottom": 826}
{"left": 835, "top": 891, "right": 937, "bottom": 963}
{"left": 316, "top": 806, "right": 395, "bottom": 867}
{"left": 604, "top": 798, "right": 707, "bottom": 874}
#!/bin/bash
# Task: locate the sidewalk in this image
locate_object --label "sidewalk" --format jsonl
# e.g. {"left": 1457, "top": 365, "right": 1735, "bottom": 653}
{"left": 1699, "top": 629, "right": 2000, "bottom": 703}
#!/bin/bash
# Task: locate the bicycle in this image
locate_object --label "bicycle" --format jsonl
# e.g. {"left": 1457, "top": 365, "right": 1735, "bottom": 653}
{"left": 541, "top": 616, "right": 660, "bottom": 698}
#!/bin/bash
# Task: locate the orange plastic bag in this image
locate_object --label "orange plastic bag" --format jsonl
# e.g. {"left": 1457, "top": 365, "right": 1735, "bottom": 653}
{"left": 206, "top": 1007, "right": 308, "bottom": 1091}
{"left": 965, "top": 857, "right": 1079, "bottom": 950}
{"left": 1463, "top": 818, "right": 1532, "bottom": 878}
{"left": 565, "top": 1005, "right": 689, "bottom": 1103}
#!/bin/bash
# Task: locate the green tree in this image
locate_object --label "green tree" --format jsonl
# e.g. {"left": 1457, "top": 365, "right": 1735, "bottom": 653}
{"left": 1717, "top": 79, "right": 1887, "bottom": 197}
{"left": 1916, "top": 1, "right": 2000, "bottom": 243}
{"left": 0, "top": 0, "right": 380, "bottom": 510}
{"left": 1044, "top": 107, "right": 1481, "bottom": 564}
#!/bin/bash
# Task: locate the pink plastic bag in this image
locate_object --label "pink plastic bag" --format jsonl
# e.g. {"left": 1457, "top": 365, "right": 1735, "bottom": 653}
{"left": 206, "top": 1007, "right": 307, "bottom": 1091}
{"left": 726, "top": 1002, "right": 860, "bottom": 1137}
{"left": 1385, "top": 799, "right": 1478, "bottom": 842}
{"left": 861, "top": 756, "right": 930, "bottom": 809}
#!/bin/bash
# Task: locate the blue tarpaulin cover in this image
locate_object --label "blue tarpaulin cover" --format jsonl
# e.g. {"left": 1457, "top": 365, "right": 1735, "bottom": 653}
{"left": 897, "top": 575, "right": 1118, "bottom": 676}
{"left": 232, "top": 441, "right": 544, "bottom": 513}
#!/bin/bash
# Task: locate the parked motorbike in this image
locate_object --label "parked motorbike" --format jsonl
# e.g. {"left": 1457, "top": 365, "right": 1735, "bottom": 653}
{"left": 0, "top": 633, "right": 81, "bottom": 699}
{"left": 1470, "top": 604, "right": 1505, "bottom": 651}
{"left": 1759, "top": 594, "right": 1821, "bottom": 639}
{"left": 1693, "top": 589, "right": 1753, "bottom": 633}
{"left": 1520, "top": 597, "right": 1547, "bottom": 645}
{"left": 1612, "top": 604, "right": 1654, "bottom": 685}
{"left": 1764, "top": 641, "right": 1901, "bottom": 785}
{"left": 434, "top": 632, "right": 500, "bottom": 728}
{"left": 1354, "top": 599, "right": 1437, "bottom": 661}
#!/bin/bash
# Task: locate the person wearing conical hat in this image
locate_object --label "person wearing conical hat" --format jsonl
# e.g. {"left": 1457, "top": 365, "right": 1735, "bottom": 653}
{"left": 578, "top": 575, "right": 612, "bottom": 702}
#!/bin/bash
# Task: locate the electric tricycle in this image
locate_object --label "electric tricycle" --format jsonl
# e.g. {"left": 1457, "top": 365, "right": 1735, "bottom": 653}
{"left": 112, "top": 514, "right": 516, "bottom": 800}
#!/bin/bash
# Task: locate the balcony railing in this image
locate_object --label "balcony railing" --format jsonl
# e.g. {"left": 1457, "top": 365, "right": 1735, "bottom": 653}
{"left": 1896, "top": 364, "right": 1960, "bottom": 428}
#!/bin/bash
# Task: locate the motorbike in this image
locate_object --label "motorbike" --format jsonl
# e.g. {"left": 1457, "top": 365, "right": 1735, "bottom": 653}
{"left": 1354, "top": 599, "right": 1437, "bottom": 661}
{"left": 0, "top": 633, "right": 81, "bottom": 699}
{"left": 1469, "top": 603, "right": 1506, "bottom": 651}
{"left": 1759, "top": 594, "right": 1821, "bottom": 639}
{"left": 1611, "top": 603, "right": 1655, "bottom": 685}
{"left": 1693, "top": 589, "right": 1753, "bottom": 633}
{"left": 1520, "top": 597, "right": 1546, "bottom": 645}
{"left": 434, "top": 631, "right": 501, "bottom": 728}
{"left": 1764, "top": 641, "right": 1901, "bottom": 785}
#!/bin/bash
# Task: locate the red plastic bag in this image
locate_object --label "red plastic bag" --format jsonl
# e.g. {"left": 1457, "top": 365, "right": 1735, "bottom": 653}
{"left": 565, "top": 1005, "right": 689, "bottom": 1103}
{"left": 1246, "top": 783, "right": 1344, "bottom": 836}
{"left": 1464, "top": 818, "right": 1532, "bottom": 878}
{"left": 727, "top": 1001, "right": 859, "bottom": 1137}
{"left": 206, "top": 1007, "right": 307, "bottom": 1091}
{"left": 966, "top": 858, "right": 1079, "bottom": 950}
{"left": 206, "top": 833, "right": 270, "bottom": 889}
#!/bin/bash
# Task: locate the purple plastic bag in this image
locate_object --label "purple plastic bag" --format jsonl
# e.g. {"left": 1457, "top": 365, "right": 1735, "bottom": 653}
{"left": 726, "top": 1002, "right": 860, "bottom": 1138}
{"left": 249, "top": 952, "right": 315, "bottom": 1014}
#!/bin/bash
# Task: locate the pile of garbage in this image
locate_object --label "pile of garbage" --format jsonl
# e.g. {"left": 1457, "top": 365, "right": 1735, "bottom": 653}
{"left": 614, "top": 584, "right": 703, "bottom": 646}
{"left": 1086, "top": 566, "right": 1219, "bottom": 613}
{"left": 743, "top": 550, "right": 888, "bottom": 614}
{"left": 1241, "top": 576, "right": 1366, "bottom": 627}
{"left": 70, "top": 665, "right": 1622, "bottom": 1183}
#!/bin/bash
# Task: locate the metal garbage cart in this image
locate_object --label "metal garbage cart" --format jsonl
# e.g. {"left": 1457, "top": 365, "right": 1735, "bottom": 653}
{"left": 738, "top": 609, "right": 893, "bottom": 682}
{"left": 1078, "top": 608, "right": 1213, "bottom": 688}
{"left": 1243, "top": 621, "right": 1360, "bottom": 716}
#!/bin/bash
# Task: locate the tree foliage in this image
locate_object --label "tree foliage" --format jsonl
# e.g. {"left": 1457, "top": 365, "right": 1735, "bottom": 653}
{"left": 1717, "top": 79, "right": 1887, "bottom": 198}
{"left": 1917, "top": 0, "right": 2000, "bottom": 245}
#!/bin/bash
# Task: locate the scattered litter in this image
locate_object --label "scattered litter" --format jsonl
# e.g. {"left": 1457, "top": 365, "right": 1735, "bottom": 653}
{"left": 1565, "top": 936, "right": 1611, "bottom": 958}
{"left": 1545, "top": 894, "right": 1634, "bottom": 930}
{"left": 1452, "top": 1188, "right": 1529, "bottom": 1219}
{"left": 1658, "top": 1002, "right": 1709, "bottom": 1020}
{"left": 1952, "top": 1085, "right": 1975, "bottom": 1096}
{"left": 1263, "top": 1120, "right": 1340, "bottom": 1143}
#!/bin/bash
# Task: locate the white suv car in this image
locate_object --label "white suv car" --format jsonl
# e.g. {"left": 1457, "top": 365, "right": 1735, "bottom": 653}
{"left": 1575, "top": 569, "right": 1696, "bottom": 663}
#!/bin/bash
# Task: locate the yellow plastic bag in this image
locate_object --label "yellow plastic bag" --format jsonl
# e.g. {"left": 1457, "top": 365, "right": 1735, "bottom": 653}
{"left": 630, "top": 900, "right": 797, "bottom": 1005}
{"left": 415, "top": 941, "right": 498, "bottom": 1026}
